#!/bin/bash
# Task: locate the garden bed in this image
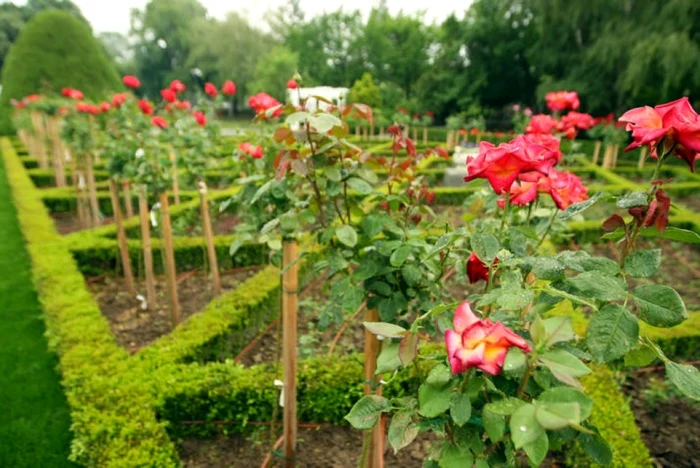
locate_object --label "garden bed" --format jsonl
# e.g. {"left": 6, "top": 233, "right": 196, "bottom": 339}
{"left": 88, "top": 267, "right": 262, "bottom": 352}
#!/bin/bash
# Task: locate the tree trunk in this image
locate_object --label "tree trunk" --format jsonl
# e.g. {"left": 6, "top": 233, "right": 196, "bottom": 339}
{"left": 108, "top": 180, "right": 135, "bottom": 295}
{"left": 282, "top": 240, "right": 299, "bottom": 468}
{"left": 85, "top": 153, "right": 100, "bottom": 227}
{"left": 199, "top": 182, "right": 221, "bottom": 294}
{"left": 139, "top": 187, "right": 157, "bottom": 308}
{"left": 122, "top": 181, "right": 134, "bottom": 218}
{"left": 362, "top": 308, "right": 384, "bottom": 468}
{"left": 159, "top": 192, "right": 181, "bottom": 325}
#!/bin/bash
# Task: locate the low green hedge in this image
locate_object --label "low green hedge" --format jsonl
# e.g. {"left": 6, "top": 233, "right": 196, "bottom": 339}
{"left": 1, "top": 139, "right": 179, "bottom": 466}
{"left": 28, "top": 168, "right": 110, "bottom": 187}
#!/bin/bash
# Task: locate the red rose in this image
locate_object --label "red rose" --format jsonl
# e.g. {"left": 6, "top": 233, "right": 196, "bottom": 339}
{"left": 248, "top": 92, "right": 281, "bottom": 117}
{"left": 99, "top": 102, "right": 111, "bottom": 113}
{"left": 138, "top": 99, "right": 153, "bottom": 115}
{"left": 193, "top": 110, "right": 206, "bottom": 126}
{"left": 286, "top": 78, "right": 298, "bottom": 90}
{"left": 545, "top": 90, "right": 580, "bottom": 112}
{"left": 175, "top": 100, "right": 191, "bottom": 110}
{"left": 525, "top": 114, "right": 558, "bottom": 135}
{"left": 547, "top": 170, "right": 589, "bottom": 210}
{"left": 204, "top": 82, "right": 217, "bottom": 98}
{"left": 467, "top": 252, "right": 496, "bottom": 283}
{"left": 112, "top": 93, "right": 127, "bottom": 108}
{"left": 61, "top": 88, "right": 72, "bottom": 97}
{"left": 169, "top": 79, "right": 186, "bottom": 93}
{"left": 151, "top": 116, "right": 168, "bottom": 129}
{"left": 160, "top": 89, "right": 177, "bottom": 103}
{"left": 123, "top": 75, "right": 141, "bottom": 89}
{"left": 238, "top": 142, "right": 263, "bottom": 159}
{"left": 222, "top": 80, "right": 237, "bottom": 96}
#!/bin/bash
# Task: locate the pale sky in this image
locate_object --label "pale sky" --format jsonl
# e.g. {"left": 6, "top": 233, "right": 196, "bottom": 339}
{"left": 13, "top": 0, "right": 467, "bottom": 34}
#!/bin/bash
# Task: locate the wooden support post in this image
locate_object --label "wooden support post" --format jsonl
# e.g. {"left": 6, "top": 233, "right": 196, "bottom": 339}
{"left": 31, "top": 112, "right": 49, "bottom": 169}
{"left": 592, "top": 141, "right": 602, "bottom": 165}
{"left": 412, "top": 126, "right": 418, "bottom": 141}
{"left": 637, "top": 147, "right": 648, "bottom": 170}
{"left": 48, "top": 117, "right": 66, "bottom": 187}
{"left": 139, "top": 187, "right": 157, "bottom": 308}
{"left": 85, "top": 153, "right": 100, "bottom": 227}
{"left": 108, "top": 180, "right": 135, "bottom": 295}
{"left": 602, "top": 146, "right": 612, "bottom": 169}
{"left": 169, "top": 150, "right": 180, "bottom": 205}
{"left": 122, "top": 181, "right": 134, "bottom": 218}
{"left": 70, "top": 156, "right": 87, "bottom": 229}
{"left": 363, "top": 308, "right": 384, "bottom": 468}
{"left": 422, "top": 127, "right": 428, "bottom": 144}
{"left": 199, "top": 183, "right": 221, "bottom": 294}
{"left": 282, "top": 240, "right": 299, "bottom": 468}
{"left": 612, "top": 144, "right": 619, "bottom": 168}
{"left": 446, "top": 130, "right": 451, "bottom": 149}
{"left": 355, "top": 125, "right": 361, "bottom": 137}
{"left": 159, "top": 192, "right": 181, "bottom": 325}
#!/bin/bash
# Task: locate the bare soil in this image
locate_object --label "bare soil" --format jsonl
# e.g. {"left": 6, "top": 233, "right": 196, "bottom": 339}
{"left": 51, "top": 212, "right": 113, "bottom": 234}
{"left": 623, "top": 369, "right": 700, "bottom": 468}
{"left": 87, "top": 268, "right": 261, "bottom": 352}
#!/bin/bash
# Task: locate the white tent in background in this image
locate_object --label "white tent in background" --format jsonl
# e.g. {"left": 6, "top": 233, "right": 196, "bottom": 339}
{"left": 287, "top": 86, "right": 349, "bottom": 111}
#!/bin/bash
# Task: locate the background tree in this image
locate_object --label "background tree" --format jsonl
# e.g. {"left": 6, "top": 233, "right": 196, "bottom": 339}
{"left": 0, "top": 9, "right": 121, "bottom": 133}
{"left": 247, "top": 45, "right": 298, "bottom": 102}
{"left": 349, "top": 72, "right": 381, "bottom": 108}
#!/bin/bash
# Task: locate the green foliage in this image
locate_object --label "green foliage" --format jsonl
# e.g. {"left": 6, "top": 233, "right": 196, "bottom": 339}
{"left": 349, "top": 72, "right": 382, "bottom": 109}
{"left": 0, "top": 10, "right": 121, "bottom": 134}
{"left": 247, "top": 45, "right": 298, "bottom": 101}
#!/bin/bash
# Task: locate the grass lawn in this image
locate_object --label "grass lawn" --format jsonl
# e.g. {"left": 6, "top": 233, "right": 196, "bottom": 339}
{"left": 0, "top": 152, "right": 75, "bottom": 467}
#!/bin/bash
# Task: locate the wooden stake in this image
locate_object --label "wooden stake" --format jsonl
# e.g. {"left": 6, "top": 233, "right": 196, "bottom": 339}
{"left": 363, "top": 308, "right": 384, "bottom": 468}
{"left": 476, "top": 133, "right": 482, "bottom": 144}
{"left": 612, "top": 144, "right": 619, "bottom": 168}
{"left": 108, "top": 180, "right": 135, "bottom": 295}
{"left": 412, "top": 126, "right": 418, "bottom": 141}
{"left": 282, "top": 240, "right": 299, "bottom": 468}
{"left": 122, "top": 181, "right": 134, "bottom": 218}
{"left": 138, "top": 188, "right": 157, "bottom": 308}
{"left": 370, "top": 124, "right": 375, "bottom": 140}
{"left": 602, "top": 146, "right": 612, "bottom": 168}
{"left": 31, "top": 112, "right": 49, "bottom": 169}
{"left": 199, "top": 183, "right": 221, "bottom": 294}
{"left": 592, "top": 141, "right": 602, "bottom": 165}
{"left": 48, "top": 117, "right": 66, "bottom": 187}
{"left": 637, "top": 147, "right": 648, "bottom": 170}
{"left": 69, "top": 156, "right": 87, "bottom": 229}
{"left": 422, "top": 127, "right": 428, "bottom": 144}
{"left": 159, "top": 192, "right": 181, "bottom": 325}
{"left": 169, "top": 150, "right": 180, "bottom": 205}
{"left": 355, "top": 125, "right": 360, "bottom": 137}
{"left": 445, "top": 130, "right": 451, "bottom": 149}
{"left": 85, "top": 153, "right": 100, "bottom": 227}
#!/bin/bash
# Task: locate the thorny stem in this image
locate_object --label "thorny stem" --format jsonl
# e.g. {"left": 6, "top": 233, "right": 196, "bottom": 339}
{"left": 517, "top": 359, "right": 535, "bottom": 399}
{"left": 533, "top": 210, "right": 558, "bottom": 252}
{"left": 303, "top": 119, "right": 327, "bottom": 227}
{"left": 343, "top": 180, "right": 351, "bottom": 222}
{"left": 387, "top": 133, "right": 399, "bottom": 195}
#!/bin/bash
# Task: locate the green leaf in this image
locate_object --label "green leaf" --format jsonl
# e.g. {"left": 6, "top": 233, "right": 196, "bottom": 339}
{"left": 616, "top": 190, "right": 647, "bottom": 208}
{"left": 523, "top": 432, "right": 549, "bottom": 467}
{"left": 503, "top": 348, "right": 527, "bottom": 373}
{"left": 539, "top": 350, "right": 591, "bottom": 388}
{"left": 579, "top": 257, "right": 621, "bottom": 276}
{"left": 484, "top": 398, "right": 525, "bottom": 416}
{"left": 665, "top": 361, "right": 700, "bottom": 401}
{"left": 390, "top": 245, "right": 412, "bottom": 267}
{"left": 388, "top": 412, "right": 418, "bottom": 453}
{"left": 539, "top": 387, "right": 593, "bottom": 420}
{"left": 450, "top": 393, "right": 472, "bottom": 426}
{"left": 631, "top": 285, "right": 688, "bottom": 328}
{"left": 354, "top": 261, "right": 379, "bottom": 282}
{"left": 624, "top": 249, "right": 661, "bottom": 278}
{"left": 356, "top": 166, "right": 379, "bottom": 184}
{"left": 336, "top": 225, "right": 358, "bottom": 247}
{"left": 535, "top": 402, "right": 581, "bottom": 429}
{"left": 324, "top": 166, "right": 342, "bottom": 182}
{"left": 398, "top": 333, "right": 419, "bottom": 366}
{"left": 510, "top": 403, "right": 544, "bottom": 449}
{"left": 285, "top": 111, "right": 311, "bottom": 126}
{"left": 471, "top": 233, "right": 500, "bottom": 263}
{"left": 531, "top": 257, "right": 565, "bottom": 280}
{"left": 624, "top": 343, "right": 658, "bottom": 368}
{"left": 363, "top": 321, "right": 407, "bottom": 338}
{"left": 560, "top": 192, "right": 603, "bottom": 220}
{"left": 362, "top": 214, "right": 384, "bottom": 238}
{"left": 586, "top": 304, "right": 639, "bottom": 363}
{"left": 346, "top": 177, "right": 373, "bottom": 195}
{"left": 542, "top": 316, "right": 576, "bottom": 348}
{"left": 439, "top": 443, "right": 473, "bottom": 468}
{"left": 250, "top": 178, "right": 274, "bottom": 205}
{"left": 260, "top": 218, "right": 280, "bottom": 235}
{"left": 426, "top": 363, "right": 452, "bottom": 388}
{"left": 401, "top": 264, "right": 422, "bottom": 285}
{"left": 482, "top": 409, "right": 506, "bottom": 442}
{"left": 565, "top": 271, "right": 626, "bottom": 301}
{"left": 344, "top": 395, "right": 390, "bottom": 429}
{"left": 578, "top": 430, "right": 613, "bottom": 465}
{"left": 418, "top": 383, "right": 452, "bottom": 418}
{"left": 308, "top": 113, "right": 342, "bottom": 133}
{"left": 376, "top": 342, "right": 402, "bottom": 374}
{"left": 603, "top": 226, "right": 700, "bottom": 244}
{"left": 423, "top": 234, "right": 454, "bottom": 262}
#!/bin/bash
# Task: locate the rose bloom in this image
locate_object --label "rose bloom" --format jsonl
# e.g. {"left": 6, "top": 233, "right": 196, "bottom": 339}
{"left": 112, "top": 93, "right": 127, "bottom": 108}
{"left": 99, "top": 102, "right": 111, "bottom": 113}
{"left": 618, "top": 97, "right": 700, "bottom": 171}
{"left": 151, "top": 116, "right": 168, "bottom": 129}
{"left": 545, "top": 90, "right": 580, "bottom": 112}
{"left": 239, "top": 142, "right": 263, "bottom": 159}
{"left": 248, "top": 92, "right": 282, "bottom": 117}
{"left": 498, "top": 171, "right": 551, "bottom": 208}
{"left": 160, "top": 88, "right": 177, "bottom": 103}
{"left": 138, "top": 99, "right": 153, "bottom": 115}
{"left": 175, "top": 100, "right": 191, "bottom": 110}
{"left": 193, "top": 110, "right": 206, "bottom": 126}
{"left": 525, "top": 114, "right": 558, "bottom": 135}
{"left": 446, "top": 301, "right": 531, "bottom": 375}
{"left": 287, "top": 78, "right": 298, "bottom": 90}
{"left": 204, "top": 82, "right": 217, "bottom": 98}
{"left": 467, "top": 252, "right": 498, "bottom": 283}
{"left": 122, "top": 75, "right": 141, "bottom": 89}
{"left": 547, "top": 170, "right": 589, "bottom": 209}
{"left": 169, "top": 79, "right": 186, "bottom": 93}
{"left": 465, "top": 135, "right": 560, "bottom": 194}
{"left": 222, "top": 80, "right": 237, "bottom": 96}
